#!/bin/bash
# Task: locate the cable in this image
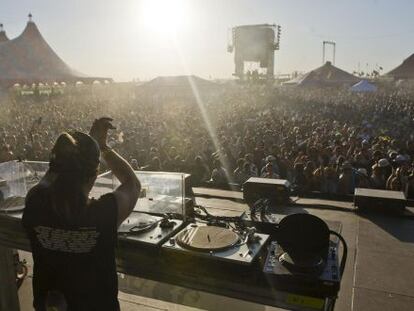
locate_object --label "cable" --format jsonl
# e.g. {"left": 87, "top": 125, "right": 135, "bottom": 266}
{"left": 329, "top": 230, "right": 348, "bottom": 278}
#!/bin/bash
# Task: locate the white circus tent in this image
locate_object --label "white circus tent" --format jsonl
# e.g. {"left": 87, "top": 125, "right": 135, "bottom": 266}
{"left": 350, "top": 80, "right": 377, "bottom": 93}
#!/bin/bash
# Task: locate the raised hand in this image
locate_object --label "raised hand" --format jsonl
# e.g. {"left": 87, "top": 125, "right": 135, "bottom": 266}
{"left": 89, "top": 117, "right": 116, "bottom": 149}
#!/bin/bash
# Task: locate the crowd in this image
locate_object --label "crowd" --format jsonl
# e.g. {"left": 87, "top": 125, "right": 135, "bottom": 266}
{"left": 2, "top": 83, "right": 414, "bottom": 197}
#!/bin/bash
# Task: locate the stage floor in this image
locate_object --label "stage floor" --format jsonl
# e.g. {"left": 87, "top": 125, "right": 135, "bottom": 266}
{"left": 17, "top": 188, "right": 414, "bottom": 311}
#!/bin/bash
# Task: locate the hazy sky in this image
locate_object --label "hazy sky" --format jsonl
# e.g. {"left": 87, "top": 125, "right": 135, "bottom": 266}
{"left": 1, "top": 0, "right": 414, "bottom": 81}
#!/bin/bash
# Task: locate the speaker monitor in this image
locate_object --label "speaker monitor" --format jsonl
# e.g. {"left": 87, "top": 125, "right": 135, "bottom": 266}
{"left": 354, "top": 188, "right": 406, "bottom": 213}
{"left": 243, "top": 177, "right": 290, "bottom": 205}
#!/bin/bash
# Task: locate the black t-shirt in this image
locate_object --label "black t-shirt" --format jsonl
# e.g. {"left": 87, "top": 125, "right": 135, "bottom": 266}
{"left": 22, "top": 184, "right": 119, "bottom": 311}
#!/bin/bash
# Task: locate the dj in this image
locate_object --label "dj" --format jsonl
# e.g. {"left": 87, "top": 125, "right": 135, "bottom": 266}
{"left": 22, "top": 117, "right": 140, "bottom": 311}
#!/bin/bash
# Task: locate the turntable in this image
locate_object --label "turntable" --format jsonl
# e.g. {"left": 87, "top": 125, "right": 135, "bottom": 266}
{"left": 163, "top": 223, "right": 269, "bottom": 265}
{"left": 95, "top": 170, "right": 189, "bottom": 247}
{"left": 118, "top": 212, "right": 183, "bottom": 247}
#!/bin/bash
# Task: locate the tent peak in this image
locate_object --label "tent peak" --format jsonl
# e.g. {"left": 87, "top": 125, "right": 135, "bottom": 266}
{"left": 20, "top": 19, "right": 42, "bottom": 39}
{"left": 0, "top": 23, "right": 8, "bottom": 42}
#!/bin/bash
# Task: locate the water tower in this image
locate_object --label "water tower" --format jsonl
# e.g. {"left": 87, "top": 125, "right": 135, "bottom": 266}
{"left": 228, "top": 24, "right": 281, "bottom": 80}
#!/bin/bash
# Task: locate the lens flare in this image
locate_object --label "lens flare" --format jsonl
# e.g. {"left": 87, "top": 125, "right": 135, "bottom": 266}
{"left": 140, "top": 0, "right": 189, "bottom": 36}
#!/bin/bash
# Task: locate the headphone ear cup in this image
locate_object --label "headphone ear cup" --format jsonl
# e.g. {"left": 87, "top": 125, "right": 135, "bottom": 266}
{"left": 277, "top": 213, "right": 330, "bottom": 260}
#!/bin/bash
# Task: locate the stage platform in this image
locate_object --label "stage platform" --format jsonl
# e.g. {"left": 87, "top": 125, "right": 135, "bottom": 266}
{"left": 4, "top": 187, "right": 414, "bottom": 310}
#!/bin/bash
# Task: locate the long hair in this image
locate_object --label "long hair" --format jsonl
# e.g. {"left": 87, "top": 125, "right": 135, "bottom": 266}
{"left": 48, "top": 132, "right": 100, "bottom": 224}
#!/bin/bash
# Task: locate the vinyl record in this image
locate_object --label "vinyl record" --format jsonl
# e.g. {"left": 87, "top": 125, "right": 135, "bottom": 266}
{"left": 279, "top": 251, "right": 324, "bottom": 273}
{"left": 119, "top": 213, "right": 158, "bottom": 233}
{"left": 176, "top": 226, "right": 240, "bottom": 252}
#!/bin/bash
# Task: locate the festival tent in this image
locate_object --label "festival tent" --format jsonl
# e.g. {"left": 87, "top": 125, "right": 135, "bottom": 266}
{"left": 0, "top": 17, "right": 111, "bottom": 87}
{"left": 138, "top": 75, "right": 220, "bottom": 101}
{"left": 142, "top": 75, "right": 217, "bottom": 88}
{"left": 282, "top": 73, "right": 304, "bottom": 86}
{"left": 284, "top": 61, "right": 360, "bottom": 87}
{"left": 387, "top": 53, "right": 414, "bottom": 80}
{"left": 350, "top": 80, "right": 377, "bottom": 93}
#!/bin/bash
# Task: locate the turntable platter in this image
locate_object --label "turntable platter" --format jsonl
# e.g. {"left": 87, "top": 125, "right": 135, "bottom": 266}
{"left": 278, "top": 251, "right": 325, "bottom": 273}
{"left": 176, "top": 226, "right": 240, "bottom": 252}
{"left": 119, "top": 213, "right": 158, "bottom": 233}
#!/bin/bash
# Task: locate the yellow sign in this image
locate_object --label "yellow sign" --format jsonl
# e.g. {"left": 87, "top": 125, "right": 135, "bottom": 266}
{"left": 286, "top": 294, "right": 324, "bottom": 309}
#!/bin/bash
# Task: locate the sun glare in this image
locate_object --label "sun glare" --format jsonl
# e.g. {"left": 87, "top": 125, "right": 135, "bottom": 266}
{"left": 140, "top": 0, "right": 189, "bottom": 36}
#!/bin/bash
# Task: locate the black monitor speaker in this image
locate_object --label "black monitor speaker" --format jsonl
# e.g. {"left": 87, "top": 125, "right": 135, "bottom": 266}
{"left": 243, "top": 177, "right": 290, "bottom": 205}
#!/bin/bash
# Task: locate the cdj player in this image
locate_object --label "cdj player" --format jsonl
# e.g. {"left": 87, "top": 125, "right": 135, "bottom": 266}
{"left": 263, "top": 241, "right": 340, "bottom": 297}
{"left": 259, "top": 212, "right": 347, "bottom": 300}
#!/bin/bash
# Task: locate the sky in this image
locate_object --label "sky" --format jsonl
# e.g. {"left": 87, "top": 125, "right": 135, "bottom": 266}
{"left": 1, "top": 0, "right": 414, "bottom": 81}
